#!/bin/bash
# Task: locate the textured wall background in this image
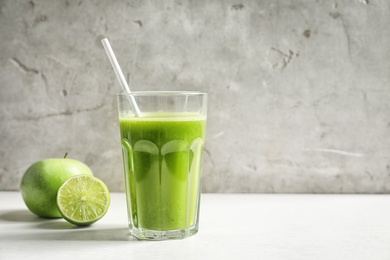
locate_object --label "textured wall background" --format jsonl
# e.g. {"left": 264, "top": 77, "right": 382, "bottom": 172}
{"left": 1, "top": 0, "right": 390, "bottom": 193}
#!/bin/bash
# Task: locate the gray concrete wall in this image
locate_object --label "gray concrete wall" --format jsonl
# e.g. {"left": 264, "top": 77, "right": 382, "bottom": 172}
{"left": 1, "top": 0, "right": 390, "bottom": 193}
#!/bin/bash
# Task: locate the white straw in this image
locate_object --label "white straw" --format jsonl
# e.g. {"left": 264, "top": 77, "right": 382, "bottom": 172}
{"left": 101, "top": 37, "right": 142, "bottom": 117}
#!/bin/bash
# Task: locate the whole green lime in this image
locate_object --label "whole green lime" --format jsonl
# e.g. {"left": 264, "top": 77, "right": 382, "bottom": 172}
{"left": 20, "top": 158, "right": 94, "bottom": 218}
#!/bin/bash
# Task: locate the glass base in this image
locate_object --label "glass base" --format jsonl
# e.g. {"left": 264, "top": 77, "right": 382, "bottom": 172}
{"left": 129, "top": 225, "right": 199, "bottom": 240}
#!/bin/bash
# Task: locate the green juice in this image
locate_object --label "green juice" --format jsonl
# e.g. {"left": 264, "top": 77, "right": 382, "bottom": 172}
{"left": 120, "top": 113, "right": 206, "bottom": 231}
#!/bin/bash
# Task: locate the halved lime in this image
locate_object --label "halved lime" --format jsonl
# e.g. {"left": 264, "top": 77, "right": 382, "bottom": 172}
{"left": 56, "top": 175, "right": 110, "bottom": 226}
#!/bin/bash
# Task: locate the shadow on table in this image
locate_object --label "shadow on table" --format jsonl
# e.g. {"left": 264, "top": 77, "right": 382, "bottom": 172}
{"left": 0, "top": 209, "right": 50, "bottom": 223}
{"left": 4, "top": 227, "right": 136, "bottom": 241}
{"left": 0, "top": 210, "right": 138, "bottom": 242}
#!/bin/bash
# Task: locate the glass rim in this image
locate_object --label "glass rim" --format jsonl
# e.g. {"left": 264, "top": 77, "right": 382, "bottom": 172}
{"left": 117, "top": 91, "right": 207, "bottom": 97}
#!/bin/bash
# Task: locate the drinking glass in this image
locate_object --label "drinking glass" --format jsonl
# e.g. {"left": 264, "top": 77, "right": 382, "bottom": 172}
{"left": 117, "top": 91, "right": 207, "bottom": 240}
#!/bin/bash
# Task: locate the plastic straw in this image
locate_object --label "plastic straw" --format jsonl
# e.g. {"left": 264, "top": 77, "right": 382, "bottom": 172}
{"left": 101, "top": 38, "right": 142, "bottom": 117}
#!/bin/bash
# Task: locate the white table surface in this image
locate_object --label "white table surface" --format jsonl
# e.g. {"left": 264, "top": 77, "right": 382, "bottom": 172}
{"left": 1, "top": 192, "right": 390, "bottom": 260}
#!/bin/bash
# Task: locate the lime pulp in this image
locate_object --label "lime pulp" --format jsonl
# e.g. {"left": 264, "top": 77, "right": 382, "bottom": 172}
{"left": 56, "top": 175, "right": 110, "bottom": 226}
